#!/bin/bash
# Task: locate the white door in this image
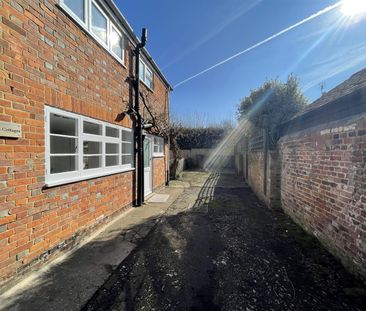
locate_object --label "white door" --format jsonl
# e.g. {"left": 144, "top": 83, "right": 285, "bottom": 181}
{"left": 144, "top": 136, "right": 153, "bottom": 196}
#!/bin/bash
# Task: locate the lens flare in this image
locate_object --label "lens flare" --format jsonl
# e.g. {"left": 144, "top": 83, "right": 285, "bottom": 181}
{"left": 342, "top": 0, "right": 366, "bottom": 16}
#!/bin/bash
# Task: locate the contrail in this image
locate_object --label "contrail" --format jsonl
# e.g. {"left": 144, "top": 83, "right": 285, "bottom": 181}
{"left": 174, "top": 1, "right": 342, "bottom": 88}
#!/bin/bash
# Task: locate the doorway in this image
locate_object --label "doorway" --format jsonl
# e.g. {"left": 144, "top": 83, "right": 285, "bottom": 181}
{"left": 144, "top": 136, "right": 153, "bottom": 196}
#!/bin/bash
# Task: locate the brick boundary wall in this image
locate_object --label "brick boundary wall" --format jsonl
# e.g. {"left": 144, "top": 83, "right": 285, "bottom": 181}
{"left": 279, "top": 113, "right": 366, "bottom": 278}
{"left": 247, "top": 151, "right": 265, "bottom": 202}
{"left": 235, "top": 136, "right": 281, "bottom": 209}
{"left": 240, "top": 150, "right": 281, "bottom": 209}
{"left": 235, "top": 87, "right": 366, "bottom": 279}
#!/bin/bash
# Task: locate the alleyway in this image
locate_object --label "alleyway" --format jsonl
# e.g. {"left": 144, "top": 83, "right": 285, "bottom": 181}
{"left": 83, "top": 171, "right": 366, "bottom": 311}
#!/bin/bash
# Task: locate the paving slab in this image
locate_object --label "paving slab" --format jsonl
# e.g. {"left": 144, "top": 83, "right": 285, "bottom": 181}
{"left": 147, "top": 194, "right": 170, "bottom": 203}
{"left": 0, "top": 185, "right": 185, "bottom": 311}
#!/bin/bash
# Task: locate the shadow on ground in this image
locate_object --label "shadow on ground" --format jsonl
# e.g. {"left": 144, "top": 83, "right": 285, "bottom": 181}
{"left": 82, "top": 171, "right": 366, "bottom": 311}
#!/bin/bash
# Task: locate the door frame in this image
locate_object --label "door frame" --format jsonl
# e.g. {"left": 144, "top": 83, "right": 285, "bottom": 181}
{"left": 144, "top": 135, "right": 153, "bottom": 197}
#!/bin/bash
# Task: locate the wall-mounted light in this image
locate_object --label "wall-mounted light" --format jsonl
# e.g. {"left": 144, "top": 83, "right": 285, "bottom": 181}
{"left": 142, "top": 123, "right": 153, "bottom": 129}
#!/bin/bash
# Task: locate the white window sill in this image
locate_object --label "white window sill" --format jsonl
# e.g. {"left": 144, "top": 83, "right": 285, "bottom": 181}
{"left": 45, "top": 167, "right": 135, "bottom": 188}
{"left": 153, "top": 154, "right": 164, "bottom": 158}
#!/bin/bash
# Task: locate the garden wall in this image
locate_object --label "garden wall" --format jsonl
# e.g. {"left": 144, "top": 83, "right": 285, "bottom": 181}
{"left": 235, "top": 84, "right": 366, "bottom": 279}
{"left": 235, "top": 136, "right": 281, "bottom": 209}
{"left": 279, "top": 111, "right": 366, "bottom": 278}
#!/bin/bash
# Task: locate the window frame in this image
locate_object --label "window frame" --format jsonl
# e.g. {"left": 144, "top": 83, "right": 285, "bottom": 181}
{"left": 60, "top": 0, "right": 88, "bottom": 27}
{"left": 110, "top": 23, "right": 124, "bottom": 62}
{"left": 47, "top": 111, "right": 79, "bottom": 179}
{"left": 90, "top": 0, "right": 109, "bottom": 48}
{"left": 59, "top": 0, "right": 125, "bottom": 65}
{"left": 121, "top": 128, "right": 134, "bottom": 169}
{"left": 45, "top": 106, "right": 134, "bottom": 187}
{"left": 139, "top": 59, "right": 154, "bottom": 90}
{"left": 153, "top": 136, "right": 164, "bottom": 157}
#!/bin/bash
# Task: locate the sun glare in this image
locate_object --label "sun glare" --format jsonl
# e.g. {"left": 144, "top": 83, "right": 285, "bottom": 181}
{"left": 341, "top": 0, "right": 366, "bottom": 16}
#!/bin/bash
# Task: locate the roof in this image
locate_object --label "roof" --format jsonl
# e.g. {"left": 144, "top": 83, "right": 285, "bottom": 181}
{"left": 104, "top": 0, "right": 172, "bottom": 90}
{"left": 305, "top": 67, "right": 366, "bottom": 113}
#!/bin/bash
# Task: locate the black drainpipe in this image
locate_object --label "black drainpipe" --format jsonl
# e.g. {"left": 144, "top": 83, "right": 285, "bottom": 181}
{"left": 134, "top": 28, "right": 147, "bottom": 207}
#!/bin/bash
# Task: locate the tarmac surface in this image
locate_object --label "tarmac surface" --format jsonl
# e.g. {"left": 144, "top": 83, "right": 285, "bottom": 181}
{"left": 82, "top": 171, "right": 366, "bottom": 311}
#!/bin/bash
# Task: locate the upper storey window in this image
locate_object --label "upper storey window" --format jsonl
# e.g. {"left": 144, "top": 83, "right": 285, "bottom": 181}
{"left": 63, "top": 0, "right": 85, "bottom": 23}
{"left": 91, "top": 2, "right": 108, "bottom": 45}
{"left": 139, "top": 60, "right": 154, "bottom": 90}
{"left": 111, "top": 25, "right": 123, "bottom": 60}
{"left": 60, "top": 0, "right": 124, "bottom": 64}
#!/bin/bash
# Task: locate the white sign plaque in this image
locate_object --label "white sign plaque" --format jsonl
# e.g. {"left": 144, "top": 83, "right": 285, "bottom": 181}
{"left": 0, "top": 121, "right": 21, "bottom": 138}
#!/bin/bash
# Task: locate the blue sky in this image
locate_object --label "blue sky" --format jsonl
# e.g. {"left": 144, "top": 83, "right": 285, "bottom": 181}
{"left": 116, "top": 0, "right": 366, "bottom": 125}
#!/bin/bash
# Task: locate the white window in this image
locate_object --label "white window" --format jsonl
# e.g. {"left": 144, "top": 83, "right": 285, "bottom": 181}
{"left": 105, "top": 125, "right": 120, "bottom": 167}
{"left": 91, "top": 1, "right": 108, "bottom": 46}
{"left": 49, "top": 113, "right": 78, "bottom": 175}
{"left": 153, "top": 136, "right": 164, "bottom": 156}
{"left": 62, "top": 0, "right": 86, "bottom": 24}
{"left": 110, "top": 25, "right": 123, "bottom": 60}
{"left": 139, "top": 60, "right": 154, "bottom": 90}
{"left": 45, "top": 106, "right": 134, "bottom": 187}
{"left": 60, "top": 0, "right": 125, "bottom": 63}
{"left": 122, "top": 130, "right": 133, "bottom": 166}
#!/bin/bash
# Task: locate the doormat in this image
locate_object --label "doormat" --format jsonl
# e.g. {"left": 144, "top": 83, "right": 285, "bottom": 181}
{"left": 147, "top": 194, "right": 170, "bottom": 203}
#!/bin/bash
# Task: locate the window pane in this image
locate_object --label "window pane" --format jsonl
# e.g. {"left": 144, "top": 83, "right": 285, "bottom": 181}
{"left": 122, "top": 142, "right": 131, "bottom": 154}
{"left": 144, "top": 146, "right": 150, "bottom": 167}
{"left": 84, "top": 121, "right": 102, "bottom": 135}
{"left": 83, "top": 156, "right": 101, "bottom": 169}
{"left": 51, "top": 156, "right": 77, "bottom": 174}
{"left": 154, "top": 145, "right": 159, "bottom": 153}
{"left": 111, "top": 27, "right": 123, "bottom": 59}
{"left": 145, "top": 67, "right": 153, "bottom": 89}
{"left": 83, "top": 141, "right": 101, "bottom": 154}
{"left": 160, "top": 139, "right": 164, "bottom": 153}
{"left": 106, "top": 143, "right": 118, "bottom": 154}
{"left": 146, "top": 68, "right": 153, "bottom": 81}
{"left": 106, "top": 155, "right": 119, "bottom": 167}
{"left": 106, "top": 126, "right": 119, "bottom": 138}
{"left": 91, "top": 3, "right": 107, "bottom": 44}
{"left": 146, "top": 78, "right": 153, "bottom": 89}
{"left": 63, "top": 0, "right": 84, "bottom": 21}
{"left": 50, "top": 136, "right": 77, "bottom": 154}
{"left": 139, "top": 61, "right": 145, "bottom": 81}
{"left": 122, "top": 155, "right": 132, "bottom": 165}
{"left": 50, "top": 113, "right": 77, "bottom": 136}
{"left": 122, "top": 130, "right": 132, "bottom": 142}
{"left": 146, "top": 68, "right": 152, "bottom": 79}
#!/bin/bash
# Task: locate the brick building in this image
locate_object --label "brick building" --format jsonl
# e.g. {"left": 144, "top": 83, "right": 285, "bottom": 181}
{"left": 0, "top": 0, "right": 171, "bottom": 287}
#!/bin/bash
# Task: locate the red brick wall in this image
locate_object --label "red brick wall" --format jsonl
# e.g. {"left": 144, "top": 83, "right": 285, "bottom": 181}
{"left": 279, "top": 113, "right": 366, "bottom": 277}
{"left": 152, "top": 157, "right": 165, "bottom": 190}
{"left": 243, "top": 150, "right": 281, "bottom": 209}
{"left": 0, "top": 0, "right": 169, "bottom": 287}
{"left": 247, "top": 151, "right": 265, "bottom": 202}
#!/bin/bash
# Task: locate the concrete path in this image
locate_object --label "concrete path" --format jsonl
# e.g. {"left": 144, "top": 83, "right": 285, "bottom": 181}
{"left": 83, "top": 171, "right": 366, "bottom": 311}
{"left": 0, "top": 185, "right": 185, "bottom": 311}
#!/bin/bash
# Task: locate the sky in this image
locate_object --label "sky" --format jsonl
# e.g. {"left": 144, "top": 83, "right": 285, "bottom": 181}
{"left": 115, "top": 0, "right": 366, "bottom": 125}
